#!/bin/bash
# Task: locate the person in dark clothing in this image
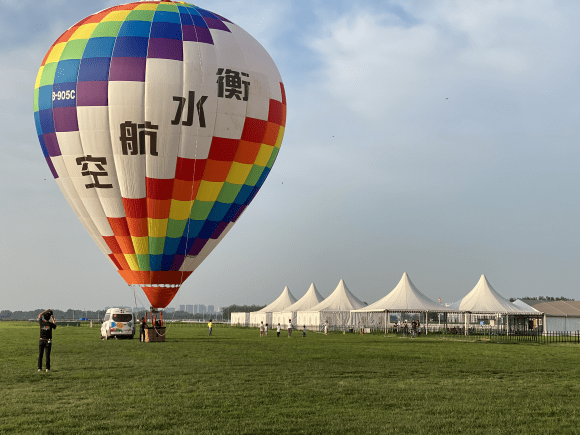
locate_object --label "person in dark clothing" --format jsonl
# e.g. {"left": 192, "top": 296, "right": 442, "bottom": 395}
{"left": 38, "top": 309, "right": 57, "bottom": 372}
{"left": 140, "top": 316, "right": 147, "bottom": 342}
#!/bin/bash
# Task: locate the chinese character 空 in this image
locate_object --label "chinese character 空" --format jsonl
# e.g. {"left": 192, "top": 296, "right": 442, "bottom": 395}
{"left": 76, "top": 155, "right": 113, "bottom": 189}
{"left": 216, "top": 68, "right": 249, "bottom": 101}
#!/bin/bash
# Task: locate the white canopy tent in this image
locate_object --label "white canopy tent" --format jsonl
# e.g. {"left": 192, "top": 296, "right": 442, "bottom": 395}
{"left": 249, "top": 286, "right": 297, "bottom": 327}
{"left": 449, "top": 275, "right": 541, "bottom": 334}
{"left": 272, "top": 283, "right": 324, "bottom": 329}
{"left": 351, "top": 272, "right": 453, "bottom": 332}
{"left": 297, "top": 279, "right": 366, "bottom": 330}
{"left": 230, "top": 312, "right": 250, "bottom": 326}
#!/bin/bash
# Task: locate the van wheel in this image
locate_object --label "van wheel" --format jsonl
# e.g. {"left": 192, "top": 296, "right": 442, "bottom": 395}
{"left": 130, "top": 335, "right": 135, "bottom": 340}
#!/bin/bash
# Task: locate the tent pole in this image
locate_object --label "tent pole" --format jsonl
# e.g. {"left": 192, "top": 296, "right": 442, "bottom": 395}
{"left": 425, "top": 311, "right": 428, "bottom": 336}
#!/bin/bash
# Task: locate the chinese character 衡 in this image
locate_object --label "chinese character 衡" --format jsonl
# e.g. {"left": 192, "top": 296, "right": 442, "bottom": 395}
{"left": 216, "top": 68, "right": 249, "bottom": 101}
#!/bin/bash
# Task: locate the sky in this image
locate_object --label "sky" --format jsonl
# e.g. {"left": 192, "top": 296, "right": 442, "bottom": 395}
{"left": 1, "top": 0, "right": 579, "bottom": 311}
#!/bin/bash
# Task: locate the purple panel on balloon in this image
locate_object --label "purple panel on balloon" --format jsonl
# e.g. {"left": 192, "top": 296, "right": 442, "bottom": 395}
{"left": 43, "top": 133, "right": 61, "bottom": 157}
{"left": 53, "top": 107, "right": 79, "bottom": 132}
{"left": 182, "top": 25, "right": 213, "bottom": 44}
{"left": 204, "top": 17, "right": 230, "bottom": 32}
{"left": 76, "top": 81, "right": 108, "bottom": 106}
{"left": 147, "top": 38, "right": 183, "bottom": 61}
{"left": 109, "top": 57, "right": 147, "bottom": 82}
{"left": 170, "top": 254, "right": 185, "bottom": 271}
{"left": 46, "top": 156, "right": 58, "bottom": 179}
{"left": 188, "top": 238, "right": 208, "bottom": 256}
{"left": 210, "top": 221, "right": 228, "bottom": 239}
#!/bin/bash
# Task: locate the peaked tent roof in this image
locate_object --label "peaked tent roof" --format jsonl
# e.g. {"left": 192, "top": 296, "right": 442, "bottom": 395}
{"left": 353, "top": 272, "right": 452, "bottom": 312}
{"left": 449, "top": 275, "right": 535, "bottom": 314}
{"left": 277, "top": 283, "right": 324, "bottom": 312}
{"left": 307, "top": 279, "right": 366, "bottom": 312}
{"left": 257, "top": 286, "right": 297, "bottom": 313}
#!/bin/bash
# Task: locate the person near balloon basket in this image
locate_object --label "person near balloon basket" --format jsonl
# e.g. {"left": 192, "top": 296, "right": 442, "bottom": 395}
{"left": 139, "top": 316, "right": 147, "bottom": 342}
{"left": 38, "top": 309, "right": 57, "bottom": 372}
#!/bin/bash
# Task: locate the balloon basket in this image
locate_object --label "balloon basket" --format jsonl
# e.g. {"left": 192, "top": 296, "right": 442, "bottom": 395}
{"left": 144, "top": 327, "right": 165, "bottom": 342}
{"left": 144, "top": 308, "right": 166, "bottom": 342}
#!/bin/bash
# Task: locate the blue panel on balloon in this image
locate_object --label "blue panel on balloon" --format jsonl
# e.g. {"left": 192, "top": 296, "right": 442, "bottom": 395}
{"left": 207, "top": 202, "right": 230, "bottom": 222}
{"left": 77, "top": 57, "right": 111, "bottom": 82}
{"left": 39, "top": 109, "right": 55, "bottom": 134}
{"left": 118, "top": 21, "right": 152, "bottom": 38}
{"left": 153, "top": 11, "right": 181, "bottom": 24}
{"left": 198, "top": 220, "right": 219, "bottom": 239}
{"left": 54, "top": 59, "right": 80, "bottom": 84}
{"left": 150, "top": 22, "right": 182, "bottom": 40}
{"left": 224, "top": 203, "right": 242, "bottom": 222}
{"left": 83, "top": 37, "right": 116, "bottom": 58}
{"left": 112, "top": 37, "right": 149, "bottom": 58}
{"left": 179, "top": 12, "right": 193, "bottom": 25}
{"left": 163, "top": 237, "right": 181, "bottom": 256}
{"left": 34, "top": 113, "right": 43, "bottom": 137}
{"left": 149, "top": 254, "right": 163, "bottom": 271}
{"left": 234, "top": 185, "right": 254, "bottom": 205}
{"left": 38, "top": 86, "right": 54, "bottom": 110}
{"left": 38, "top": 134, "right": 49, "bottom": 157}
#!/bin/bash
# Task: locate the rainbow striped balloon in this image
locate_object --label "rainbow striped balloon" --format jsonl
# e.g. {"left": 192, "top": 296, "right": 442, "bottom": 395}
{"left": 33, "top": 1, "right": 286, "bottom": 308}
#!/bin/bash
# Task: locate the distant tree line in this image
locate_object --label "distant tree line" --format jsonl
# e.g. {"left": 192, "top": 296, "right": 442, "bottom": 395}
{"left": 508, "top": 296, "right": 575, "bottom": 303}
{"left": 1, "top": 304, "right": 267, "bottom": 322}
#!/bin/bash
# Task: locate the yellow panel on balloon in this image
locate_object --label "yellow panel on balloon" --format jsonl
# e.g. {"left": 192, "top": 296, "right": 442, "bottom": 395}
{"left": 274, "top": 126, "right": 285, "bottom": 148}
{"left": 225, "top": 162, "right": 253, "bottom": 185}
{"left": 103, "top": 11, "right": 131, "bottom": 21}
{"left": 148, "top": 218, "right": 168, "bottom": 238}
{"left": 46, "top": 43, "right": 66, "bottom": 64}
{"left": 169, "top": 200, "right": 194, "bottom": 221}
{"left": 254, "top": 144, "right": 274, "bottom": 167}
{"left": 124, "top": 254, "right": 140, "bottom": 271}
{"left": 197, "top": 181, "right": 224, "bottom": 202}
{"left": 70, "top": 23, "right": 98, "bottom": 40}
{"left": 132, "top": 236, "right": 149, "bottom": 255}
{"left": 35, "top": 67, "right": 44, "bottom": 89}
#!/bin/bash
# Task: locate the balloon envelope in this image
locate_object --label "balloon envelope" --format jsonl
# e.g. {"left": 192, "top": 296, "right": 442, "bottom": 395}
{"left": 33, "top": 1, "right": 286, "bottom": 308}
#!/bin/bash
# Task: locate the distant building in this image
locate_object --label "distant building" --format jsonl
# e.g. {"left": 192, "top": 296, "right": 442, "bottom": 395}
{"left": 208, "top": 305, "right": 215, "bottom": 314}
{"left": 186, "top": 305, "right": 194, "bottom": 314}
{"left": 165, "top": 307, "right": 175, "bottom": 313}
{"left": 179, "top": 305, "right": 185, "bottom": 312}
{"left": 199, "top": 304, "right": 206, "bottom": 314}
{"left": 194, "top": 304, "right": 199, "bottom": 314}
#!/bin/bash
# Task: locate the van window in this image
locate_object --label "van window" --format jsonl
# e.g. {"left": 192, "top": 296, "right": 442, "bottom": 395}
{"left": 112, "top": 314, "right": 133, "bottom": 322}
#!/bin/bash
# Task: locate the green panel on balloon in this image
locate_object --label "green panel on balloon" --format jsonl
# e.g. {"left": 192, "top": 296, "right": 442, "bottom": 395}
{"left": 92, "top": 22, "right": 122, "bottom": 38}
{"left": 190, "top": 201, "right": 213, "bottom": 220}
{"left": 60, "top": 40, "right": 89, "bottom": 60}
{"left": 166, "top": 219, "right": 187, "bottom": 238}
{"left": 126, "top": 10, "right": 155, "bottom": 21}
{"left": 266, "top": 147, "right": 279, "bottom": 168}
{"left": 39, "top": 64, "right": 57, "bottom": 87}
{"left": 136, "top": 254, "right": 150, "bottom": 271}
{"left": 157, "top": 3, "right": 179, "bottom": 12}
{"left": 149, "top": 237, "right": 165, "bottom": 256}
{"left": 217, "top": 182, "right": 242, "bottom": 204}
{"left": 245, "top": 165, "right": 265, "bottom": 187}
{"left": 33, "top": 89, "right": 39, "bottom": 112}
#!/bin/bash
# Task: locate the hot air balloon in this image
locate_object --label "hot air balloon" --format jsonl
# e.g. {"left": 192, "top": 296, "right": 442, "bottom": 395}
{"left": 33, "top": 1, "right": 286, "bottom": 309}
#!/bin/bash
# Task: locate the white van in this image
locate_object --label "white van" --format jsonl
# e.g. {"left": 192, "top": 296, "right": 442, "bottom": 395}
{"left": 101, "top": 308, "right": 135, "bottom": 339}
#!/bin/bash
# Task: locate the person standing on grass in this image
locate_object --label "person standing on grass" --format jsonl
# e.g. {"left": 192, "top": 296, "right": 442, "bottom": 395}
{"left": 139, "top": 316, "right": 147, "bottom": 342}
{"left": 208, "top": 319, "right": 213, "bottom": 336}
{"left": 277, "top": 323, "right": 281, "bottom": 337}
{"left": 324, "top": 321, "right": 329, "bottom": 335}
{"left": 260, "top": 321, "right": 264, "bottom": 337}
{"left": 38, "top": 309, "right": 56, "bottom": 372}
{"left": 288, "top": 319, "right": 292, "bottom": 337}
{"left": 302, "top": 325, "right": 306, "bottom": 338}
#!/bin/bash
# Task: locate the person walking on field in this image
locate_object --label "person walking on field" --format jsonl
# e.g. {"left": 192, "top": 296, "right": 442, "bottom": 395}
{"left": 260, "top": 321, "right": 264, "bottom": 337}
{"left": 277, "top": 323, "right": 281, "bottom": 337}
{"left": 139, "top": 316, "right": 147, "bottom": 342}
{"left": 38, "top": 309, "right": 56, "bottom": 372}
{"left": 287, "top": 319, "right": 292, "bottom": 338}
{"left": 208, "top": 319, "right": 213, "bottom": 336}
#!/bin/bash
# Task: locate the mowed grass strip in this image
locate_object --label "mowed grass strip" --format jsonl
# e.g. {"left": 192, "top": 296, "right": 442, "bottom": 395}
{"left": 1, "top": 321, "right": 579, "bottom": 434}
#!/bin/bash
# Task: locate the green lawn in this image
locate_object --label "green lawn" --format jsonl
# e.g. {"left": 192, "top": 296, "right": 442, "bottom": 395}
{"left": 1, "top": 321, "right": 579, "bottom": 434}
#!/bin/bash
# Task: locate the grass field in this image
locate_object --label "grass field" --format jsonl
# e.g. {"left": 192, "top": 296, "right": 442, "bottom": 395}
{"left": 1, "top": 321, "right": 579, "bottom": 434}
